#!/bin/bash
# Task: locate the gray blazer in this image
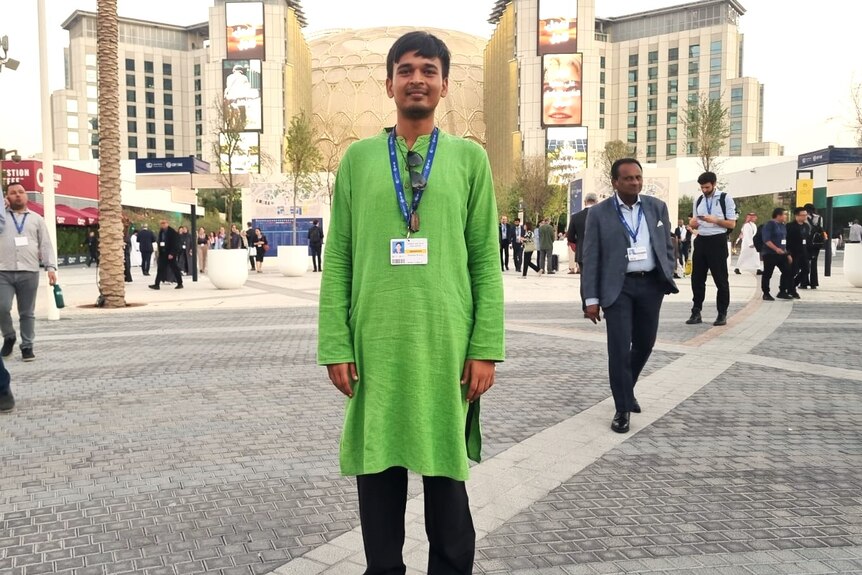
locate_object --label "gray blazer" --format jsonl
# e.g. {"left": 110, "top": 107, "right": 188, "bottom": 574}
{"left": 580, "top": 194, "right": 678, "bottom": 308}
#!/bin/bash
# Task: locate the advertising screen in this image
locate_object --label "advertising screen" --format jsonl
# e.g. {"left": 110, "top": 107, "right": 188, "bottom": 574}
{"left": 223, "top": 60, "right": 263, "bottom": 132}
{"left": 542, "top": 53, "right": 583, "bottom": 127}
{"left": 538, "top": 0, "right": 578, "bottom": 55}
{"left": 226, "top": 2, "right": 265, "bottom": 60}
{"left": 219, "top": 131, "right": 260, "bottom": 174}
{"left": 547, "top": 127, "right": 588, "bottom": 187}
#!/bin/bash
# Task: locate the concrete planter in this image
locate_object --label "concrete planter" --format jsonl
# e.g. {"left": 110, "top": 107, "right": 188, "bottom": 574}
{"left": 206, "top": 249, "right": 249, "bottom": 289}
{"left": 278, "top": 245, "right": 309, "bottom": 277}
{"left": 844, "top": 243, "right": 862, "bottom": 288}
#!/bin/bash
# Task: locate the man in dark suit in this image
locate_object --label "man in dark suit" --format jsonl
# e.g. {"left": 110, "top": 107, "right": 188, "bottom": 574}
{"left": 581, "top": 159, "right": 678, "bottom": 434}
{"left": 149, "top": 220, "right": 183, "bottom": 290}
{"left": 511, "top": 218, "right": 525, "bottom": 272}
{"left": 566, "top": 193, "right": 597, "bottom": 274}
{"left": 499, "top": 215, "right": 515, "bottom": 271}
{"left": 137, "top": 223, "right": 156, "bottom": 276}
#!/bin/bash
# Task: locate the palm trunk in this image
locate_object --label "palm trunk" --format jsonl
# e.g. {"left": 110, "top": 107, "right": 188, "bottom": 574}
{"left": 96, "top": 0, "right": 125, "bottom": 307}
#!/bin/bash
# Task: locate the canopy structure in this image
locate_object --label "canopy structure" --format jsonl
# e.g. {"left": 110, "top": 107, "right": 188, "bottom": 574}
{"left": 25, "top": 201, "right": 95, "bottom": 227}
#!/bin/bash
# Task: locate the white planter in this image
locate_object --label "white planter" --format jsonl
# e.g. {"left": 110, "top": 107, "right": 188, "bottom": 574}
{"left": 844, "top": 243, "right": 862, "bottom": 288}
{"left": 278, "top": 245, "right": 309, "bottom": 277}
{"left": 207, "top": 249, "right": 249, "bottom": 289}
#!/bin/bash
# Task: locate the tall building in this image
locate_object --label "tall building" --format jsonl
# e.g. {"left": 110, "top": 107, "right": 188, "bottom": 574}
{"left": 485, "top": 0, "right": 783, "bottom": 190}
{"left": 51, "top": 1, "right": 311, "bottom": 176}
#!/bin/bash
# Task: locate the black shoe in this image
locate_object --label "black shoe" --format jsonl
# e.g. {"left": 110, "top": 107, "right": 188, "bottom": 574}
{"left": 734, "top": 268, "right": 741, "bottom": 275}
{"left": 673, "top": 273, "right": 681, "bottom": 279}
{"left": 0, "top": 389, "right": 14, "bottom": 412}
{"left": 631, "top": 399, "right": 641, "bottom": 414}
{"left": 763, "top": 293, "right": 775, "bottom": 301}
{"left": 776, "top": 292, "right": 793, "bottom": 300}
{"left": 756, "top": 270, "right": 763, "bottom": 275}
{"left": 810, "top": 286, "right": 817, "bottom": 290}
{"left": 1, "top": 336, "right": 15, "bottom": 358}
{"left": 611, "top": 411, "right": 630, "bottom": 433}
{"left": 21, "top": 347, "right": 34, "bottom": 362}
{"left": 148, "top": 284, "right": 160, "bottom": 290}
{"left": 685, "top": 311, "right": 702, "bottom": 325}
{"left": 713, "top": 314, "right": 727, "bottom": 326}
{"left": 548, "top": 271, "right": 556, "bottom": 275}
{"left": 798, "top": 285, "right": 809, "bottom": 290}
{"left": 790, "top": 292, "right": 801, "bottom": 299}
{"left": 175, "top": 284, "right": 184, "bottom": 289}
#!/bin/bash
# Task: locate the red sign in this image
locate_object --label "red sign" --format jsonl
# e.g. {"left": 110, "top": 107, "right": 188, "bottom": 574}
{"left": 1, "top": 160, "right": 99, "bottom": 200}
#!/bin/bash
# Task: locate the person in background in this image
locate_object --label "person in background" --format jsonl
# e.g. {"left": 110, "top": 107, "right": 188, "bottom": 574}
{"left": 734, "top": 212, "right": 761, "bottom": 275}
{"left": 84, "top": 230, "right": 99, "bottom": 267}
{"left": 137, "top": 223, "right": 156, "bottom": 276}
{"left": 253, "top": 227, "right": 268, "bottom": 273}
{"left": 197, "top": 227, "right": 209, "bottom": 274}
{"left": 786, "top": 206, "right": 809, "bottom": 299}
{"left": 308, "top": 219, "right": 324, "bottom": 272}
{"left": 519, "top": 222, "right": 541, "bottom": 278}
{"left": 760, "top": 207, "right": 792, "bottom": 301}
{"left": 801, "top": 203, "right": 824, "bottom": 289}
{"left": 567, "top": 193, "right": 597, "bottom": 275}
{"left": 537, "top": 217, "right": 556, "bottom": 275}
{"left": 246, "top": 221, "right": 256, "bottom": 270}
{"left": 848, "top": 219, "right": 862, "bottom": 243}
{"left": 511, "top": 217, "right": 525, "bottom": 273}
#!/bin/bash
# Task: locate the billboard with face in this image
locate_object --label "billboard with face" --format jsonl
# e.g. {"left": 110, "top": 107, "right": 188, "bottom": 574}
{"left": 219, "top": 131, "right": 260, "bottom": 174}
{"left": 226, "top": 2, "right": 265, "bottom": 60}
{"left": 542, "top": 53, "right": 583, "bottom": 126}
{"left": 223, "top": 60, "right": 263, "bottom": 132}
{"left": 547, "top": 127, "right": 588, "bottom": 187}
{"left": 538, "top": 0, "right": 578, "bottom": 55}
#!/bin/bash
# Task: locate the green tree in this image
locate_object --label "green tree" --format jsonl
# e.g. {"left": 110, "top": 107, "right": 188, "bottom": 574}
{"left": 683, "top": 93, "right": 730, "bottom": 173}
{"left": 284, "top": 111, "right": 323, "bottom": 244}
{"left": 678, "top": 195, "right": 694, "bottom": 222}
{"left": 211, "top": 97, "right": 247, "bottom": 236}
{"left": 852, "top": 81, "right": 862, "bottom": 146}
{"left": 511, "top": 156, "right": 555, "bottom": 226}
{"left": 734, "top": 194, "right": 781, "bottom": 243}
{"left": 600, "top": 140, "right": 637, "bottom": 186}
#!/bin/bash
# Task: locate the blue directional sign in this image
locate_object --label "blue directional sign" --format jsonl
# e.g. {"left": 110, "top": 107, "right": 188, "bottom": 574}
{"left": 798, "top": 147, "right": 862, "bottom": 168}
{"left": 135, "top": 157, "right": 211, "bottom": 174}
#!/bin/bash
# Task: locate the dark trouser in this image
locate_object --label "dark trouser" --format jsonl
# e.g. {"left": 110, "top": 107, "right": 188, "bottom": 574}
{"left": 141, "top": 250, "right": 153, "bottom": 275}
{"left": 761, "top": 253, "right": 791, "bottom": 294}
{"left": 690, "top": 234, "right": 729, "bottom": 314}
{"left": 601, "top": 272, "right": 665, "bottom": 413}
{"left": 249, "top": 251, "right": 256, "bottom": 270}
{"left": 357, "top": 467, "right": 475, "bottom": 575}
{"left": 679, "top": 242, "right": 690, "bottom": 265}
{"left": 521, "top": 251, "right": 540, "bottom": 276}
{"left": 499, "top": 242, "right": 510, "bottom": 270}
{"left": 154, "top": 255, "right": 183, "bottom": 287}
{"left": 124, "top": 246, "right": 132, "bottom": 282}
{"left": 0, "top": 356, "right": 9, "bottom": 393}
{"left": 803, "top": 249, "right": 820, "bottom": 287}
{"left": 792, "top": 250, "right": 809, "bottom": 291}
{"left": 0, "top": 271, "right": 40, "bottom": 349}
{"left": 178, "top": 250, "right": 189, "bottom": 274}
{"left": 538, "top": 249, "right": 553, "bottom": 273}
{"left": 512, "top": 244, "right": 523, "bottom": 272}
{"left": 310, "top": 244, "right": 322, "bottom": 271}
{"left": 87, "top": 251, "right": 99, "bottom": 267}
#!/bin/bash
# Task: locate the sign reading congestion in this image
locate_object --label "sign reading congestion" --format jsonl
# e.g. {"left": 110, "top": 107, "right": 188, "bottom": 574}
{"left": 542, "top": 53, "right": 583, "bottom": 127}
{"left": 538, "top": 0, "right": 578, "bottom": 55}
{"left": 226, "top": 2, "right": 265, "bottom": 61}
{"left": 223, "top": 60, "right": 263, "bottom": 132}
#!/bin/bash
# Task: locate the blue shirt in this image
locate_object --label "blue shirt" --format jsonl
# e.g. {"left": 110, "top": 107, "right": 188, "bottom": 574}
{"left": 694, "top": 190, "right": 737, "bottom": 237}
{"left": 761, "top": 219, "right": 786, "bottom": 255}
{"left": 616, "top": 194, "right": 656, "bottom": 273}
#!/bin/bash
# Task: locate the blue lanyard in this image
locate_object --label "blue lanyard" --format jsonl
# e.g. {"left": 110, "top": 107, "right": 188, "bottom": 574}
{"left": 388, "top": 127, "right": 439, "bottom": 233}
{"left": 614, "top": 195, "right": 643, "bottom": 243}
{"left": 9, "top": 212, "right": 28, "bottom": 235}
{"left": 704, "top": 194, "right": 714, "bottom": 215}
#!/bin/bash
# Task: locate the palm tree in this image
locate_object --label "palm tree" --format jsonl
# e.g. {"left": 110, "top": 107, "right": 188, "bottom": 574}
{"left": 96, "top": 0, "right": 125, "bottom": 307}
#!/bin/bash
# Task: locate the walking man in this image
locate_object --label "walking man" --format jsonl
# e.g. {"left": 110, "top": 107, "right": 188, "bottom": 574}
{"left": 499, "top": 215, "right": 514, "bottom": 271}
{"left": 318, "top": 31, "right": 504, "bottom": 574}
{"left": 512, "top": 217, "right": 525, "bottom": 272}
{"left": 581, "top": 159, "right": 677, "bottom": 433}
{"left": 149, "top": 220, "right": 183, "bottom": 290}
{"left": 786, "top": 206, "right": 810, "bottom": 298}
{"left": 538, "top": 217, "right": 556, "bottom": 275}
{"left": 734, "top": 212, "right": 761, "bottom": 274}
{"left": 137, "top": 223, "right": 156, "bottom": 276}
{"left": 1, "top": 182, "right": 58, "bottom": 362}
{"left": 801, "top": 203, "right": 824, "bottom": 289}
{"left": 760, "top": 207, "right": 793, "bottom": 300}
{"left": 687, "top": 171, "right": 737, "bottom": 326}
{"left": 567, "top": 192, "right": 597, "bottom": 274}
{"left": 246, "top": 221, "right": 256, "bottom": 270}
{"left": 308, "top": 219, "right": 324, "bottom": 272}
{"left": 673, "top": 219, "right": 691, "bottom": 268}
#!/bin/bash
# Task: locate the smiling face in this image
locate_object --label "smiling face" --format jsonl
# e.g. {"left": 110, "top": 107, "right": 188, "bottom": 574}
{"left": 542, "top": 54, "right": 582, "bottom": 125}
{"left": 386, "top": 50, "right": 448, "bottom": 120}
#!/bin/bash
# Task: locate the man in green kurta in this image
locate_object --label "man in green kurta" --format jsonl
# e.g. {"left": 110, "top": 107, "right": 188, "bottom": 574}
{"left": 318, "top": 32, "right": 504, "bottom": 574}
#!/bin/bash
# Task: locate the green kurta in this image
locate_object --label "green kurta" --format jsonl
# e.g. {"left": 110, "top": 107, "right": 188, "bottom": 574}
{"left": 317, "top": 129, "right": 505, "bottom": 481}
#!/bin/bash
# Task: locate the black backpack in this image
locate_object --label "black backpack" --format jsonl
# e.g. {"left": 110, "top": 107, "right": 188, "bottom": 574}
{"left": 695, "top": 192, "right": 732, "bottom": 235}
{"left": 752, "top": 224, "right": 765, "bottom": 252}
{"left": 308, "top": 226, "right": 322, "bottom": 243}
{"left": 809, "top": 214, "right": 826, "bottom": 247}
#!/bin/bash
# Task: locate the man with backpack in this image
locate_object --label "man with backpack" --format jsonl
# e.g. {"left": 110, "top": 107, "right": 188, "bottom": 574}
{"left": 308, "top": 219, "right": 324, "bottom": 272}
{"left": 686, "top": 171, "right": 737, "bottom": 326}
{"left": 801, "top": 203, "right": 825, "bottom": 289}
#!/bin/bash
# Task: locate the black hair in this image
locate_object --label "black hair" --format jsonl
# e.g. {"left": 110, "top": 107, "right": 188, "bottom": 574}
{"left": 804, "top": 203, "right": 816, "bottom": 214}
{"left": 772, "top": 208, "right": 785, "bottom": 219}
{"left": 312, "top": 219, "right": 319, "bottom": 225}
{"left": 697, "top": 171, "right": 717, "bottom": 185}
{"left": 610, "top": 158, "right": 642, "bottom": 181}
{"left": 793, "top": 206, "right": 807, "bottom": 216}
{"left": 4, "top": 181, "right": 25, "bottom": 193}
{"left": 386, "top": 31, "right": 451, "bottom": 80}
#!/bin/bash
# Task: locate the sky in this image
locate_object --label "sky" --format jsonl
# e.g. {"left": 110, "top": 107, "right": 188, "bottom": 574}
{"left": 0, "top": 0, "right": 859, "bottom": 159}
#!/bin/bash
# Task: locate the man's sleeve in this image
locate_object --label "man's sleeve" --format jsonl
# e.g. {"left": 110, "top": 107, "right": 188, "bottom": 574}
{"left": 660, "top": 202, "right": 675, "bottom": 269}
{"left": 581, "top": 206, "right": 601, "bottom": 307}
{"left": 762, "top": 221, "right": 774, "bottom": 246}
{"left": 317, "top": 153, "right": 355, "bottom": 365}
{"left": 465, "top": 148, "right": 505, "bottom": 361}
{"left": 566, "top": 215, "right": 577, "bottom": 243}
{"left": 38, "top": 217, "right": 57, "bottom": 271}
{"left": 725, "top": 194, "right": 738, "bottom": 222}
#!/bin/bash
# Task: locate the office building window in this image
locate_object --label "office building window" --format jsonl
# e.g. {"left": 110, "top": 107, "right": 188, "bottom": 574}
{"left": 628, "top": 53, "right": 638, "bottom": 67}
{"left": 127, "top": 120, "right": 137, "bottom": 132}
{"left": 194, "top": 79, "right": 202, "bottom": 91}
{"left": 166, "top": 153, "right": 175, "bottom": 158}
{"left": 627, "top": 130, "right": 637, "bottom": 144}
{"left": 126, "top": 90, "right": 136, "bottom": 101}
{"left": 128, "top": 151, "right": 138, "bottom": 159}
{"left": 711, "top": 55, "right": 722, "bottom": 71}
{"left": 127, "top": 105, "right": 136, "bottom": 116}
{"left": 86, "top": 85, "right": 97, "bottom": 99}
{"left": 125, "top": 74, "right": 135, "bottom": 87}
{"left": 689, "top": 60, "right": 699, "bottom": 75}
{"left": 668, "top": 95, "right": 678, "bottom": 109}
{"left": 628, "top": 86, "right": 638, "bottom": 98}
{"left": 668, "top": 47, "right": 679, "bottom": 61}
{"left": 668, "top": 111, "right": 678, "bottom": 124}
{"left": 163, "top": 78, "right": 173, "bottom": 91}
{"left": 667, "top": 127, "right": 678, "bottom": 140}
{"left": 194, "top": 109, "right": 202, "bottom": 122}
{"left": 196, "top": 139, "right": 202, "bottom": 153}
{"left": 194, "top": 63, "right": 201, "bottom": 76}
{"left": 689, "top": 44, "right": 700, "bottom": 58}
{"left": 668, "top": 79, "right": 678, "bottom": 93}
{"left": 128, "top": 136, "right": 138, "bottom": 148}
{"left": 68, "top": 133, "right": 80, "bottom": 148}
{"left": 687, "top": 142, "right": 696, "bottom": 155}
{"left": 165, "top": 124, "right": 174, "bottom": 136}
{"left": 91, "top": 148, "right": 100, "bottom": 160}
{"left": 599, "top": 102, "right": 605, "bottom": 114}
{"left": 628, "top": 101, "right": 638, "bottom": 113}
{"left": 711, "top": 40, "right": 722, "bottom": 53}
{"left": 710, "top": 74, "right": 721, "bottom": 88}
{"left": 646, "top": 144, "right": 656, "bottom": 158}
{"left": 165, "top": 139, "right": 175, "bottom": 151}
{"left": 648, "top": 82, "right": 658, "bottom": 96}
{"left": 147, "top": 152, "right": 156, "bottom": 158}
{"left": 731, "top": 87, "right": 744, "bottom": 101}
{"left": 147, "top": 137, "right": 156, "bottom": 149}
{"left": 165, "top": 109, "right": 174, "bottom": 121}
{"left": 648, "top": 50, "right": 658, "bottom": 64}
{"left": 730, "top": 120, "right": 742, "bottom": 134}
{"left": 600, "top": 71, "right": 605, "bottom": 84}
{"left": 599, "top": 87, "right": 605, "bottom": 99}
{"left": 710, "top": 89, "right": 721, "bottom": 101}
{"left": 146, "top": 122, "right": 156, "bottom": 134}
{"left": 87, "top": 101, "right": 97, "bottom": 114}
{"left": 67, "top": 115, "right": 78, "bottom": 129}
{"left": 195, "top": 124, "right": 203, "bottom": 136}
{"left": 667, "top": 143, "right": 677, "bottom": 156}
{"left": 145, "top": 92, "right": 155, "bottom": 104}
{"left": 648, "top": 66, "right": 658, "bottom": 80}
{"left": 628, "top": 115, "right": 637, "bottom": 128}
{"left": 67, "top": 99, "right": 78, "bottom": 113}
{"left": 647, "top": 129, "right": 656, "bottom": 142}
{"left": 688, "top": 77, "right": 699, "bottom": 91}
{"left": 164, "top": 94, "right": 173, "bottom": 106}
{"left": 599, "top": 117, "right": 605, "bottom": 129}
{"left": 194, "top": 94, "right": 202, "bottom": 106}
{"left": 144, "top": 60, "right": 154, "bottom": 74}
{"left": 668, "top": 63, "right": 678, "bottom": 77}
{"left": 85, "top": 53, "right": 96, "bottom": 67}
{"left": 146, "top": 107, "right": 155, "bottom": 119}
{"left": 163, "top": 63, "right": 172, "bottom": 76}
{"left": 145, "top": 76, "right": 155, "bottom": 89}
{"left": 125, "top": 58, "right": 135, "bottom": 71}
{"left": 600, "top": 56, "right": 606, "bottom": 69}
{"left": 648, "top": 98, "right": 657, "bottom": 111}
{"left": 688, "top": 92, "right": 699, "bottom": 105}
{"left": 647, "top": 113, "right": 657, "bottom": 127}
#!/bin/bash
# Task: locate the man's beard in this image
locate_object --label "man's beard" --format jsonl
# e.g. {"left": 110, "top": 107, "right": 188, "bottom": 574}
{"left": 8, "top": 199, "right": 27, "bottom": 210}
{"left": 402, "top": 104, "right": 434, "bottom": 120}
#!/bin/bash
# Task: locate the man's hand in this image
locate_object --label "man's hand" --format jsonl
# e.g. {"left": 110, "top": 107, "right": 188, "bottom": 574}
{"left": 168, "top": 254, "right": 174, "bottom": 260}
{"left": 689, "top": 217, "right": 699, "bottom": 229}
{"left": 461, "top": 359, "right": 495, "bottom": 403}
{"left": 787, "top": 254, "right": 793, "bottom": 264}
{"left": 701, "top": 215, "right": 720, "bottom": 224}
{"left": 47, "top": 271, "right": 57, "bottom": 286}
{"left": 327, "top": 363, "right": 358, "bottom": 398}
{"left": 585, "top": 304, "right": 602, "bottom": 324}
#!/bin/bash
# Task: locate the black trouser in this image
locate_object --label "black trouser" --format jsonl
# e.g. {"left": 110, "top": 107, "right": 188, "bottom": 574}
{"left": 154, "top": 254, "right": 183, "bottom": 287}
{"left": 87, "top": 251, "right": 99, "bottom": 267}
{"left": 512, "top": 243, "right": 523, "bottom": 272}
{"left": 499, "top": 241, "right": 510, "bottom": 270}
{"left": 310, "top": 244, "right": 322, "bottom": 271}
{"left": 690, "top": 234, "right": 729, "bottom": 314}
{"left": 141, "top": 250, "right": 153, "bottom": 275}
{"left": 761, "top": 253, "right": 791, "bottom": 295}
{"left": 792, "top": 250, "right": 808, "bottom": 290}
{"left": 679, "top": 242, "right": 690, "bottom": 265}
{"left": 249, "top": 251, "right": 256, "bottom": 270}
{"left": 521, "top": 251, "right": 540, "bottom": 276}
{"left": 124, "top": 247, "right": 132, "bottom": 282}
{"left": 803, "top": 248, "right": 820, "bottom": 287}
{"left": 601, "top": 272, "right": 664, "bottom": 413}
{"left": 357, "top": 467, "right": 475, "bottom": 575}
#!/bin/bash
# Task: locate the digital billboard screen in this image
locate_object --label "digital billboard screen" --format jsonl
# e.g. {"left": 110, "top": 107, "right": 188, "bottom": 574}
{"left": 223, "top": 60, "right": 263, "bottom": 132}
{"left": 541, "top": 53, "right": 582, "bottom": 126}
{"left": 219, "top": 131, "right": 260, "bottom": 174}
{"left": 226, "top": 2, "right": 265, "bottom": 61}
{"left": 538, "top": 0, "right": 578, "bottom": 55}
{"left": 547, "top": 127, "right": 588, "bottom": 187}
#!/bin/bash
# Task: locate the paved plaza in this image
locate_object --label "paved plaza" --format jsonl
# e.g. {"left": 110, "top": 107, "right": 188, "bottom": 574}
{"left": 1, "top": 258, "right": 861, "bottom": 575}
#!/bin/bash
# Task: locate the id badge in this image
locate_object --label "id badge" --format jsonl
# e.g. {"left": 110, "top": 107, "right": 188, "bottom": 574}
{"left": 391, "top": 238, "right": 428, "bottom": 266}
{"left": 781, "top": 239, "right": 787, "bottom": 246}
{"left": 802, "top": 239, "right": 807, "bottom": 245}
{"left": 626, "top": 246, "right": 647, "bottom": 262}
{"left": 14, "top": 236, "right": 29, "bottom": 247}
{"left": 159, "top": 241, "right": 166, "bottom": 247}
